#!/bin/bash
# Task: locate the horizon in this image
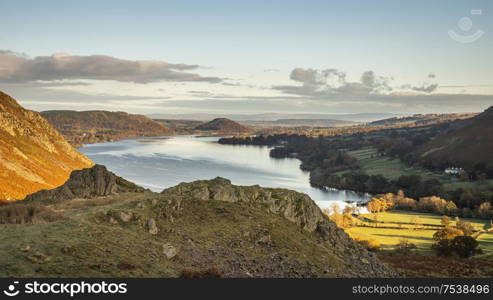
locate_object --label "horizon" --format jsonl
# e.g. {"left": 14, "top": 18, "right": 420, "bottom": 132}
{"left": 1, "top": 0, "right": 492, "bottom": 115}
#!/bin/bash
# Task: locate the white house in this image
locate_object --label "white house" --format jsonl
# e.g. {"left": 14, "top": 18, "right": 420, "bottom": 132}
{"left": 444, "top": 167, "right": 464, "bottom": 175}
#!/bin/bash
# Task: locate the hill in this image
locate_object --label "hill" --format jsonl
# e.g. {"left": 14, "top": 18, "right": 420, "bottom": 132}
{"left": 0, "top": 91, "right": 94, "bottom": 202}
{"left": 0, "top": 166, "right": 397, "bottom": 278}
{"left": 241, "top": 119, "right": 356, "bottom": 128}
{"left": 195, "top": 118, "right": 250, "bottom": 134}
{"left": 41, "top": 110, "right": 175, "bottom": 147}
{"left": 153, "top": 119, "right": 203, "bottom": 134}
{"left": 369, "top": 113, "right": 476, "bottom": 127}
{"left": 415, "top": 106, "right": 493, "bottom": 173}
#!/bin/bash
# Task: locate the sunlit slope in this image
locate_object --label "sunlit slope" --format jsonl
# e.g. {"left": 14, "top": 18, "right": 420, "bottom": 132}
{"left": 0, "top": 91, "right": 94, "bottom": 201}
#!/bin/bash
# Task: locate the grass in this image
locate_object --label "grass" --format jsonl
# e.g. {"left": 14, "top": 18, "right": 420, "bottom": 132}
{"left": 347, "top": 210, "right": 493, "bottom": 255}
{"left": 347, "top": 147, "right": 492, "bottom": 192}
{"left": 0, "top": 191, "right": 347, "bottom": 278}
{"left": 347, "top": 147, "right": 441, "bottom": 180}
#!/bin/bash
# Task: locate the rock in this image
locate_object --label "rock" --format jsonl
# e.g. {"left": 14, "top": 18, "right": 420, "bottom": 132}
{"left": 257, "top": 234, "right": 272, "bottom": 245}
{"left": 24, "top": 165, "right": 146, "bottom": 202}
{"left": 162, "top": 177, "right": 399, "bottom": 277}
{"left": 20, "top": 245, "right": 31, "bottom": 252}
{"left": 147, "top": 218, "right": 159, "bottom": 235}
{"left": 162, "top": 243, "right": 178, "bottom": 259}
{"left": 27, "top": 251, "right": 51, "bottom": 264}
{"left": 118, "top": 211, "right": 132, "bottom": 223}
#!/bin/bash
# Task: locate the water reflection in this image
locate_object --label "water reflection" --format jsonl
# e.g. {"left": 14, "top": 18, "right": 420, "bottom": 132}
{"left": 80, "top": 135, "right": 370, "bottom": 210}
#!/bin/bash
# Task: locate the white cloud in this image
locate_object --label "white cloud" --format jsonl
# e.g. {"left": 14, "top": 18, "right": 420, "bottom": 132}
{"left": 0, "top": 50, "right": 221, "bottom": 84}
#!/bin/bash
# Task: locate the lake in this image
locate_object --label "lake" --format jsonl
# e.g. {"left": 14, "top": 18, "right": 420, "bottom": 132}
{"left": 79, "top": 135, "right": 370, "bottom": 211}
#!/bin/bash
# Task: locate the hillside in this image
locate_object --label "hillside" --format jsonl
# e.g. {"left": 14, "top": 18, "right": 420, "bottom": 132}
{"left": 415, "top": 106, "right": 493, "bottom": 173}
{"left": 0, "top": 166, "right": 397, "bottom": 278}
{"left": 0, "top": 91, "right": 94, "bottom": 202}
{"left": 41, "top": 110, "right": 175, "bottom": 147}
{"left": 195, "top": 118, "right": 250, "bottom": 134}
{"left": 369, "top": 113, "right": 476, "bottom": 127}
{"left": 153, "top": 119, "right": 203, "bottom": 134}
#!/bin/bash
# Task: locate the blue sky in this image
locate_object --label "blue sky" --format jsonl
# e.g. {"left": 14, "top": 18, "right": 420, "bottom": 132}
{"left": 1, "top": 0, "right": 492, "bottom": 115}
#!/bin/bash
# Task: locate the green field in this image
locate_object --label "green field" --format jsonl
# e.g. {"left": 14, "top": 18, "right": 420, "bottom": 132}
{"left": 347, "top": 210, "right": 493, "bottom": 255}
{"left": 347, "top": 148, "right": 442, "bottom": 180}
{"left": 347, "top": 147, "right": 491, "bottom": 191}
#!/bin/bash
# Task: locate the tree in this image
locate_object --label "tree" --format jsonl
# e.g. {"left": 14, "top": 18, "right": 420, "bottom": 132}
{"left": 456, "top": 219, "right": 475, "bottom": 236}
{"left": 431, "top": 226, "right": 462, "bottom": 257}
{"left": 477, "top": 202, "right": 492, "bottom": 219}
{"left": 450, "top": 236, "right": 482, "bottom": 258}
{"left": 441, "top": 215, "right": 452, "bottom": 227}
{"left": 460, "top": 190, "right": 474, "bottom": 207}
{"left": 396, "top": 239, "right": 417, "bottom": 254}
{"left": 433, "top": 226, "right": 463, "bottom": 241}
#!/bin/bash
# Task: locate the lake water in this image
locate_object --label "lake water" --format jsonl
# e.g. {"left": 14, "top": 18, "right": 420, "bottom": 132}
{"left": 79, "top": 135, "right": 370, "bottom": 211}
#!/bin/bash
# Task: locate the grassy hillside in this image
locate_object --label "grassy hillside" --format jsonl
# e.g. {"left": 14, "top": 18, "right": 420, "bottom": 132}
{"left": 41, "top": 110, "right": 175, "bottom": 147}
{"left": 416, "top": 106, "right": 493, "bottom": 172}
{"left": 0, "top": 91, "right": 94, "bottom": 202}
{"left": 0, "top": 170, "right": 397, "bottom": 278}
{"left": 347, "top": 210, "right": 493, "bottom": 254}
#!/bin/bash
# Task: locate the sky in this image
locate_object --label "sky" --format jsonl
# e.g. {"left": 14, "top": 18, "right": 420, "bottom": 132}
{"left": 0, "top": 0, "right": 492, "bottom": 115}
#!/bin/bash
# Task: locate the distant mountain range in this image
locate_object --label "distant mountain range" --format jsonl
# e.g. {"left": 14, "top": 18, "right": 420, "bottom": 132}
{"left": 369, "top": 113, "right": 477, "bottom": 127}
{"left": 147, "top": 112, "right": 399, "bottom": 122}
{"left": 41, "top": 110, "right": 175, "bottom": 147}
{"left": 0, "top": 91, "right": 93, "bottom": 201}
{"left": 241, "top": 119, "right": 357, "bottom": 127}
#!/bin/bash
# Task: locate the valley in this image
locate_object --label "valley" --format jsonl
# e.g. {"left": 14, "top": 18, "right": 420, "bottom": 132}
{"left": 1, "top": 90, "right": 492, "bottom": 278}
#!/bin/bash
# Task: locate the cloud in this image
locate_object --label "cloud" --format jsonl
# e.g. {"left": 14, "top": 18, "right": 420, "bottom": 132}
{"left": 402, "top": 83, "right": 439, "bottom": 93}
{"left": 0, "top": 50, "right": 221, "bottom": 84}
{"left": 274, "top": 68, "right": 442, "bottom": 97}
{"left": 274, "top": 68, "right": 392, "bottom": 97}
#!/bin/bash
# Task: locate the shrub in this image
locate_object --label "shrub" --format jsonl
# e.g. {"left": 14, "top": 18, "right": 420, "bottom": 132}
{"left": 432, "top": 239, "right": 454, "bottom": 256}
{"left": 0, "top": 203, "right": 64, "bottom": 224}
{"left": 450, "top": 236, "right": 482, "bottom": 258}
{"left": 396, "top": 239, "right": 417, "bottom": 254}
{"left": 455, "top": 219, "right": 475, "bottom": 236}
{"left": 433, "top": 226, "right": 464, "bottom": 241}
{"left": 354, "top": 238, "right": 380, "bottom": 252}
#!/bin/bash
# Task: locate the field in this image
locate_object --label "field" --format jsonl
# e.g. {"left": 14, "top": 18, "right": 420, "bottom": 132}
{"left": 346, "top": 210, "right": 493, "bottom": 255}
{"left": 347, "top": 147, "right": 493, "bottom": 191}
{"left": 347, "top": 148, "right": 442, "bottom": 180}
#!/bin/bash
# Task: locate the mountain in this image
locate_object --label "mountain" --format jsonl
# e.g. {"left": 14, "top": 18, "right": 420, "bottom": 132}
{"left": 195, "top": 118, "right": 250, "bottom": 133}
{"left": 415, "top": 106, "right": 493, "bottom": 172}
{"left": 0, "top": 168, "right": 397, "bottom": 277}
{"left": 241, "top": 119, "right": 357, "bottom": 128}
{"left": 0, "top": 91, "right": 94, "bottom": 202}
{"left": 153, "top": 119, "right": 203, "bottom": 134}
{"left": 148, "top": 113, "right": 399, "bottom": 122}
{"left": 369, "top": 113, "right": 476, "bottom": 127}
{"left": 41, "top": 110, "right": 175, "bottom": 147}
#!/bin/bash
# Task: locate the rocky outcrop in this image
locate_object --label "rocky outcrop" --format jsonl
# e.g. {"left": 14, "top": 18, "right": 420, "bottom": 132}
{"left": 0, "top": 91, "right": 94, "bottom": 202}
{"left": 163, "top": 177, "right": 398, "bottom": 277}
{"left": 1, "top": 174, "right": 398, "bottom": 277}
{"left": 24, "top": 165, "right": 145, "bottom": 202}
